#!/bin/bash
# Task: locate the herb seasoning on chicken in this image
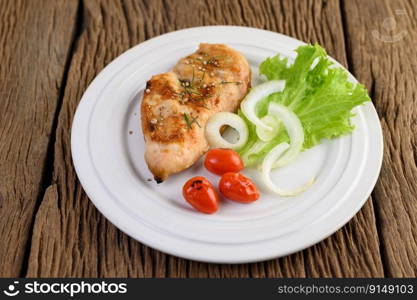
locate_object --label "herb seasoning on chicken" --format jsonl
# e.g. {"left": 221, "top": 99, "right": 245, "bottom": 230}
{"left": 141, "top": 43, "right": 251, "bottom": 182}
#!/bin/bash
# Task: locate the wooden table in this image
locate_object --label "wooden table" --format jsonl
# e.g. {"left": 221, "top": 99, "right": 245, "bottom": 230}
{"left": 1, "top": 0, "right": 416, "bottom": 278}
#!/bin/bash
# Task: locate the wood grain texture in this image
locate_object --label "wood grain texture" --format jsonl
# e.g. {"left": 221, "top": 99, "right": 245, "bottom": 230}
{"left": 24, "top": 0, "right": 386, "bottom": 277}
{"left": 343, "top": 0, "right": 417, "bottom": 277}
{"left": 0, "top": 0, "right": 79, "bottom": 277}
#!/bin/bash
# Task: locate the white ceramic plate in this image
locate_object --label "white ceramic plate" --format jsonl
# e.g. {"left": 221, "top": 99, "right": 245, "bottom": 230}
{"left": 71, "top": 26, "right": 383, "bottom": 263}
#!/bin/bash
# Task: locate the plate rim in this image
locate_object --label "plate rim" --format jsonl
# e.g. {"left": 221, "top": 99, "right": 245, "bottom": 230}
{"left": 71, "top": 25, "right": 383, "bottom": 263}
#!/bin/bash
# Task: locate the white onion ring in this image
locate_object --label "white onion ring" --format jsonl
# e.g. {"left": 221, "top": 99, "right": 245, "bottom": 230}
{"left": 240, "top": 80, "right": 285, "bottom": 131}
{"left": 267, "top": 103, "right": 304, "bottom": 168}
{"left": 205, "top": 112, "right": 248, "bottom": 150}
{"left": 261, "top": 142, "right": 315, "bottom": 197}
{"left": 261, "top": 103, "right": 314, "bottom": 196}
{"left": 256, "top": 115, "right": 281, "bottom": 142}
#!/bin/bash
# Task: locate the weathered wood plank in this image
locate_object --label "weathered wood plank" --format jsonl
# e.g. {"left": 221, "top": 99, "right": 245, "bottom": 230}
{"left": 26, "top": 0, "right": 383, "bottom": 277}
{"left": 0, "top": 0, "right": 79, "bottom": 277}
{"left": 342, "top": 0, "right": 417, "bottom": 277}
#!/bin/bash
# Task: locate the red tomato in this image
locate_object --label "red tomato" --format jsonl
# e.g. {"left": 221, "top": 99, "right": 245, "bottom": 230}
{"left": 219, "top": 172, "right": 259, "bottom": 203}
{"left": 204, "top": 148, "right": 244, "bottom": 176}
{"left": 183, "top": 176, "right": 219, "bottom": 214}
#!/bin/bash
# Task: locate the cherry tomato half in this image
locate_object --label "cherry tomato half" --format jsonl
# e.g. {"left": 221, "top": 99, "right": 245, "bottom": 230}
{"left": 219, "top": 172, "right": 260, "bottom": 203}
{"left": 204, "top": 148, "right": 244, "bottom": 176}
{"left": 183, "top": 176, "right": 219, "bottom": 214}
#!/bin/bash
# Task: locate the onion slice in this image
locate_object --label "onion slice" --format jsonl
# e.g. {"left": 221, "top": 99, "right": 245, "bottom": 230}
{"left": 262, "top": 142, "right": 315, "bottom": 197}
{"left": 205, "top": 112, "right": 248, "bottom": 150}
{"left": 261, "top": 103, "right": 314, "bottom": 196}
{"left": 267, "top": 103, "right": 304, "bottom": 168}
{"left": 256, "top": 115, "right": 281, "bottom": 142}
{"left": 240, "top": 80, "right": 285, "bottom": 131}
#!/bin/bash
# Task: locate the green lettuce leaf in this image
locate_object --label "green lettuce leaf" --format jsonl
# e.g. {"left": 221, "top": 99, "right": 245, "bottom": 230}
{"left": 239, "top": 44, "right": 371, "bottom": 166}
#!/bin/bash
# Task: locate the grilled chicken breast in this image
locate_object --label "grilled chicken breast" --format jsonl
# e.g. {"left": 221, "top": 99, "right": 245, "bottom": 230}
{"left": 141, "top": 43, "right": 251, "bottom": 182}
